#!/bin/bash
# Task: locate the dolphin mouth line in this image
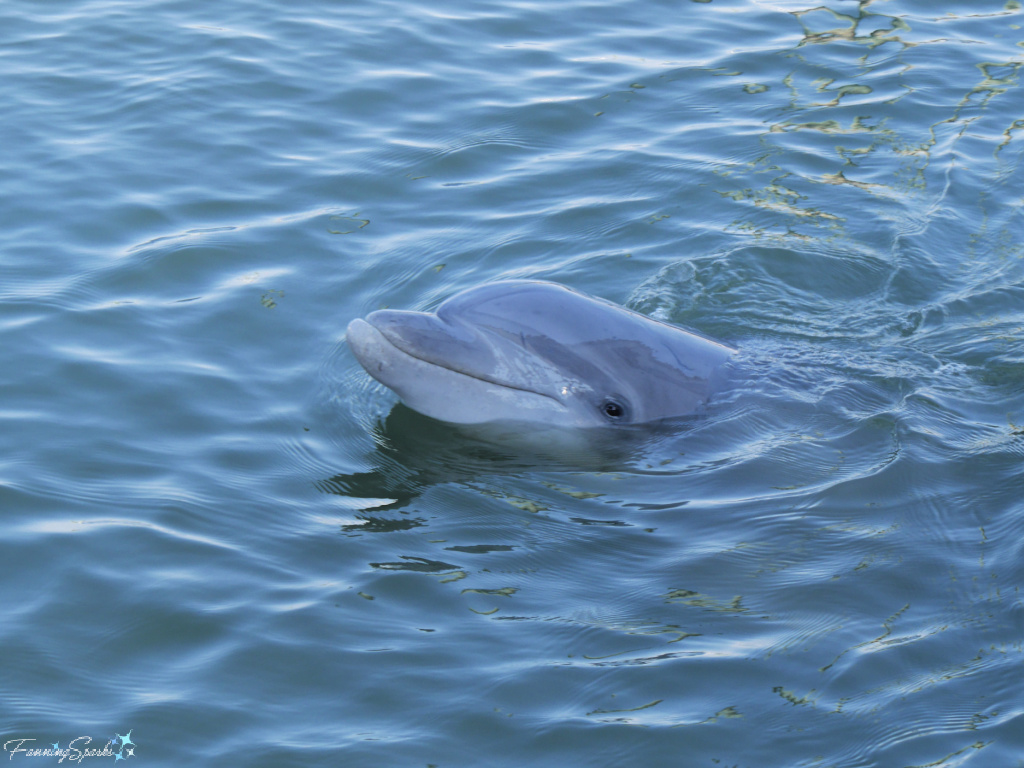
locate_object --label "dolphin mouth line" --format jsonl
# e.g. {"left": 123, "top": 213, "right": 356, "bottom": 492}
{"left": 366, "top": 321, "right": 565, "bottom": 406}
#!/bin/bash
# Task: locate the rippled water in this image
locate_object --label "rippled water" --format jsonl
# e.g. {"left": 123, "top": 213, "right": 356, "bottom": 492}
{"left": 2, "top": 0, "right": 1023, "bottom": 765}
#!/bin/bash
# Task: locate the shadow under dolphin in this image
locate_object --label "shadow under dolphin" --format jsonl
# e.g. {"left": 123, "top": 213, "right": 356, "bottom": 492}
{"left": 318, "top": 401, "right": 704, "bottom": 518}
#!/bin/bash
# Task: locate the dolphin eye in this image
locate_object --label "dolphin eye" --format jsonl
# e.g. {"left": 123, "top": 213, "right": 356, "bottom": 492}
{"left": 602, "top": 400, "right": 625, "bottom": 420}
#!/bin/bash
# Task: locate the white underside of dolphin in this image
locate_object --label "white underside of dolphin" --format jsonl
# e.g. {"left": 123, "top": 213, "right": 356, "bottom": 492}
{"left": 346, "top": 280, "right": 736, "bottom": 429}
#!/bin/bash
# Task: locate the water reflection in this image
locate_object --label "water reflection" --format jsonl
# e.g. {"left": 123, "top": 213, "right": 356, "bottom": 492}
{"left": 714, "top": 1, "right": 1024, "bottom": 248}
{"left": 318, "top": 402, "right": 683, "bottom": 516}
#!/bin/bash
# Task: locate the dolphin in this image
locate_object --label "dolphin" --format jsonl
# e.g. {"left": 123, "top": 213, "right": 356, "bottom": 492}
{"left": 346, "top": 280, "right": 736, "bottom": 429}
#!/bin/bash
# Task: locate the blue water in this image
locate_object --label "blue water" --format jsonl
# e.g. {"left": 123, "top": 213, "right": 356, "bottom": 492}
{"left": 2, "top": 0, "right": 1023, "bottom": 765}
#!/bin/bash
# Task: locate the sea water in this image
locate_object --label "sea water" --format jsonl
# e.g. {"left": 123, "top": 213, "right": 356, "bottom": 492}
{"left": 2, "top": 0, "right": 1022, "bottom": 766}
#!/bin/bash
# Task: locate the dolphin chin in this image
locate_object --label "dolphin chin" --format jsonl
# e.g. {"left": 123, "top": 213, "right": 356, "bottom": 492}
{"left": 346, "top": 280, "right": 736, "bottom": 428}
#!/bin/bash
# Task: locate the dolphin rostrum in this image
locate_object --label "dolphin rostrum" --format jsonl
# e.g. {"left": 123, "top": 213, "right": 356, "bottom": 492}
{"left": 346, "top": 280, "right": 735, "bottom": 428}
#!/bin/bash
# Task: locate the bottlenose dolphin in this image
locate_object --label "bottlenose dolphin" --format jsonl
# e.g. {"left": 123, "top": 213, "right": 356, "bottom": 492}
{"left": 346, "top": 280, "right": 735, "bottom": 429}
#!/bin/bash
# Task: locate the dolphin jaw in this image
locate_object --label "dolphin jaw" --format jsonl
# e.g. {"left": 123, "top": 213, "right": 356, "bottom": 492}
{"left": 346, "top": 318, "right": 579, "bottom": 426}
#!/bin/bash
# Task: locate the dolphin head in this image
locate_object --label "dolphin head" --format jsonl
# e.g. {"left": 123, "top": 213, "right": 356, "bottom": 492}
{"left": 346, "top": 280, "right": 736, "bottom": 428}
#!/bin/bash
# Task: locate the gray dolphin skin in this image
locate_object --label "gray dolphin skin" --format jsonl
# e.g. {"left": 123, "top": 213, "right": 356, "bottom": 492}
{"left": 346, "top": 280, "right": 736, "bottom": 428}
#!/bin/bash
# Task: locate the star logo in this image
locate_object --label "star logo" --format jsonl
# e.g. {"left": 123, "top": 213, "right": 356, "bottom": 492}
{"left": 108, "top": 730, "right": 137, "bottom": 761}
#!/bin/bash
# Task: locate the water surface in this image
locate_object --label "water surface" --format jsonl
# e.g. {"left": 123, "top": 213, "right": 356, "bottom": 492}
{"left": 2, "top": 0, "right": 1023, "bottom": 766}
